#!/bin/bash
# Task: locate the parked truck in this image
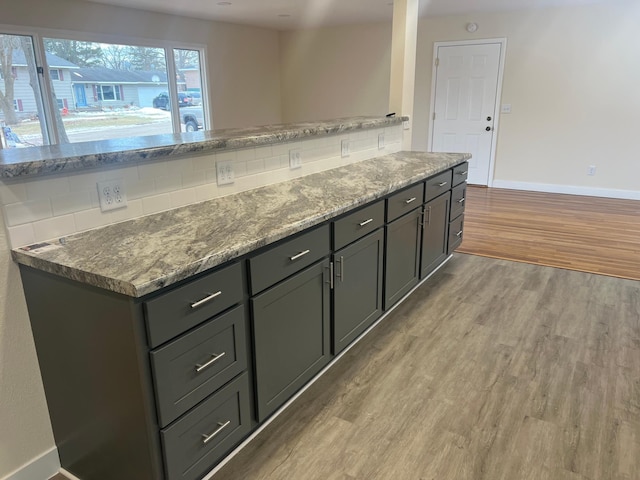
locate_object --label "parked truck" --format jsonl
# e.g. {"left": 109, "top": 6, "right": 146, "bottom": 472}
{"left": 180, "top": 106, "right": 205, "bottom": 132}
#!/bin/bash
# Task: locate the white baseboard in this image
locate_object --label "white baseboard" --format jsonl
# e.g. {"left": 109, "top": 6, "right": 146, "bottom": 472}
{"left": 1, "top": 448, "right": 60, "bottom": 480}
{"left": 491, "top": 180, "right": 640, "bottom": 201}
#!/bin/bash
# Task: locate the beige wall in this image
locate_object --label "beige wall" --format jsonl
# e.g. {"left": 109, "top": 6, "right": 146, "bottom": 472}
{"left": 2, "top": 0, "right": 282, "bottom": 130}
{"left": 413, "top": 2, "right": 640, "bottom": 195}
{"left": 280, "top": 23, "right": 392, "bottom": 123}
{"left": 0, "top": 207, "right": 56, "bottom": 477}
{"left": 0, "top": 0, "right": 282, "bottom": 477}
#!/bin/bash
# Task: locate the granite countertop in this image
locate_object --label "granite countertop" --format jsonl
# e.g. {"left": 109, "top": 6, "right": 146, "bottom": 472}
{"left": 0, "top": 116, "right": 404, "bottom": 179}
{"left": 12, "top": 151, "right": 470, "bottom": 297}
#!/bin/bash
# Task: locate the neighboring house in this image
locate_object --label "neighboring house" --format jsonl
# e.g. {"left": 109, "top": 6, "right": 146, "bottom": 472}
{"left": 70, "top": 67, "right": 169, "bottom": 108}
{"left": 2, "top": 51, "right": 77, "bottom": 118}
{"left": 180, "top": 65, "right": 202, "bottom": 91}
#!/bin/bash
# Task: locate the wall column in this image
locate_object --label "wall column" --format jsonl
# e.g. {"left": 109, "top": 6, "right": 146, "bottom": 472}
{"left": 389, "top": 0, "right": 419, "bottom": 150}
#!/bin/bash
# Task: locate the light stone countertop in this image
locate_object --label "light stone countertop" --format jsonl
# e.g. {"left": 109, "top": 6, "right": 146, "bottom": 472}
{"left": 0, "top": 116, "right": 404, "bottom": 178}
{"left": 12, "top": 151, "right": 470, "bottom": 297}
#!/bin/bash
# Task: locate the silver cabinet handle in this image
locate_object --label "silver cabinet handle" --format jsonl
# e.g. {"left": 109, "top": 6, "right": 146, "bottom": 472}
{"left": 438, "top": 182, "right": 448, "bottom": 187}
{"left": 290, "top": 249, "right": 310, "bottom": 261}
{"left": 456, "top": 230, "right": 463, "bottom": 237}
{"left": 458, "top": 197, "right": 466, "bottom": 204}
{"left": 195, "top": 352, "right": 226, "bottom": 373}
{"left": 202, "top": 420, "right": 231, "bottom": 445}
{"left": 426, "top": 206, "right": 432, "bottom": 226}
{"left": 359, "top": 218, "right": 373, "bottom": 227}
{"left": 457, "top": 171, "right": 468, "bottom": 175}
{"left": 191, "top": 291, "right": 222, "bottom": 309}
{"left": 405, "top": 197, "right": 417, "bottom": 204}
{"left": 339, "top": 256, "right": 345, "bottom": 282}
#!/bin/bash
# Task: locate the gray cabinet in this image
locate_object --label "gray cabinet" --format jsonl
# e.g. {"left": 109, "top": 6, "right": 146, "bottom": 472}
{"left": 333, "top": 229, "right": 385, "bottom": 354}
{"left": 384, "top": 208, "right": 422, "bottom": 309}
{"left": 251, "top": 259, "right": 331, "bottom": 421}
{"left": 421, "top": 192, "right": 451, "bottom": 278}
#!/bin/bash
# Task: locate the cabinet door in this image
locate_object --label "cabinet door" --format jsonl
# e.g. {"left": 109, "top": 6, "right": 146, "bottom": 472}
{"left": 421, "top": 192, "right": 451, "bottom": 279}
{"left": 333, "top": 229, "right": 384, "bottom": 354}
{"left": 384, "top": 208, "right": 422, "bottom": 310}
{"left": 251, "top": 260, "right": 331, "bottom": 421}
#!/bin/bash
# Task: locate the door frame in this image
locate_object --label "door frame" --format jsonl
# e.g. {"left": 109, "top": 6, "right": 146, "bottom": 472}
{"left": 427, "top": 38, "right": 507, "bottom": 187}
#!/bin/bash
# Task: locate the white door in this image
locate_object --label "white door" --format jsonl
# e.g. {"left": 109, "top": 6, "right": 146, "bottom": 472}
{"left": 430, "top": 42, "right": 503, "bottom": 185}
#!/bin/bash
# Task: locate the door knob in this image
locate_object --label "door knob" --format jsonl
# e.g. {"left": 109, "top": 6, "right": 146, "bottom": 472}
{"left": 486, "top": 126, "right": 492, "bottom": 131}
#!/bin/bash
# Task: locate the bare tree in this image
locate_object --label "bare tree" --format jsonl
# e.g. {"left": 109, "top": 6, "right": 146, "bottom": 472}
{"left": 101, "top": 44, "right": 130, "bottom": 70}
{"left": 0, "top": 35, "right": 19, "bottom": 125}
{"left": 44, "top": 38, "right": 103, "bottom": 67}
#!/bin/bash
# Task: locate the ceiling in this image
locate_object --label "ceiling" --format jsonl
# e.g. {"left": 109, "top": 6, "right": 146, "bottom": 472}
{"left": 83, "top": 0, "right": 610, "bottom": 30}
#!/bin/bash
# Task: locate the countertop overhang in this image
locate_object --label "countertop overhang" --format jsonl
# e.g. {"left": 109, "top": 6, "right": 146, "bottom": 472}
{"left": 12, "top": 151, "right": 470, "bottom": 297}
{"left": 0, "top": 116, "right": 405, "bottom": 179}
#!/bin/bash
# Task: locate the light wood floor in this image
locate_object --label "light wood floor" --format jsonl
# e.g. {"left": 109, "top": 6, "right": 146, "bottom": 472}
{"left": 216, "top": 254, "right": 640, "bottom": 480}
{"left": 457, "top": 187, "right": 640, "bottom": 281}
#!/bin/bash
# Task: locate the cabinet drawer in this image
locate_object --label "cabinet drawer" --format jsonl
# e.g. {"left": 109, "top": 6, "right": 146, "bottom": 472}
{"left": 453, "top": 162, "right": 469, "bottom": 186}
{"left": 386, "top": 183, "right": 425, "bottom": 222}
{"left": 450, "top": 182, "right": 467, "bottom": 220}
{"left": 161, "top": 373, "right": 251, "bottom": 480}
{"left": 425, "top": 170, "right": 453, "bottom": 202}
{"left": 448, "top": 214, "right": 464, "bottom": 254}
{"left": 333, "top": 200, "right": 385, "bottom": 250}
{"left": 249, "top": 224, "right": 330, "bottom": 295}
{"left": 151, "top": 306, "right": 247, "bottom": 427}
{"left": 145, "top": 263, "right": 244, "bottom": 348}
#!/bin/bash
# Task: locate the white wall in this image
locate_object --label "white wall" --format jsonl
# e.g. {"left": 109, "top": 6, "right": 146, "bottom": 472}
{"left": 280, "top": 23, "right": 392, "bottom": 123}
{"left": 0, "top": 0, "right": 283, "bottom": 477}
{"left": 413, "top": 2, "right": 640, "bottom": 196}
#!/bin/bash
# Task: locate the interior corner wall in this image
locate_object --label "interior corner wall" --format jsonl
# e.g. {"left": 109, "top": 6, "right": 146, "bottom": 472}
{"left": 2, "top": 0, "right": 283, "bottom": 130}
{"left": 413, "top": 2, "right": 640, "bottom": 194}
{"left": 0, "top": 0, "right": 282, "bottom": 477}
{"left": 279, "top": 23, "right": 393, "bottom": 123}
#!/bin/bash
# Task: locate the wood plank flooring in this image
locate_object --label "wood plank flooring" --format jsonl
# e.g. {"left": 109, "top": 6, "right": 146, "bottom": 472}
{"left": 456, "top": 187, "right": 640, "bottom": 280}
{"left": 215, "top": 254, "right": 640, "bottom": 480}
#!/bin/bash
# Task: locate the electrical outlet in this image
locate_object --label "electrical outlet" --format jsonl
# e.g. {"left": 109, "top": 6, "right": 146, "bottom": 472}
{"left": 378, "top": 133, "right": 385, "bottom": 150}
{"left": 588, "top": 165, "right": 596, "bottom": 176}
{"left": 97, "top": 179, "right": 127, "bottom": 212}
{"left": 216, "top": 160, "right": 235, "bottom": 185}
{"left": 341, "top": 139, "right": 350, "bottom": 158}
{"left": 289, "top": 149, "right": 302, "bottom": 169}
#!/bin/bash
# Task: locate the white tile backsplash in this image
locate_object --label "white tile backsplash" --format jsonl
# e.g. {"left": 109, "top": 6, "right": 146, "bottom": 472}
{"left": 1, "top": 125, "right": 403, "bottom": 248}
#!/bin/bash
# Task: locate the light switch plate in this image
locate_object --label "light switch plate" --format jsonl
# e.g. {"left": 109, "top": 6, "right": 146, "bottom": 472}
{"left": 341, "top": 139, "right": 350, "bottom": 158}
{"left": 378, "top": 133, "right": 385, "bottom": 150}
{"left": 501, "top": 104, "right": 512, "bottom": 114}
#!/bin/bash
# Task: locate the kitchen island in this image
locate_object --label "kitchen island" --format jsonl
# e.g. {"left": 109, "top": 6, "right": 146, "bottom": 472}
{"left": 9, "top": 117, "right": 469, "bottom": 480}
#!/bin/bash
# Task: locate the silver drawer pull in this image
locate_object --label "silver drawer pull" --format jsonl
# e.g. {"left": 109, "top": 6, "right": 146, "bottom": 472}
{"left": 438, "top": 182, "right": 448, "bottom": 187}
{"left": 457, "top": 171, "right": 468, "bottom": 175}
{"left": 190, "top": 291, "right": 222, "bottom": 309}
{"left": 359, "top": 218, "right": 374, "bottom": 227}
{"left": 202, "top": 420, "right": 231, "bottom": 445}
{"left": 290, "top": 249, "right": 310, "bottom": 261}
{"left": 458, "top": 197, "right": 466, "bottom": 204}
{"left": 405, "top": 197, "right": 417, "bottom": 204}
{"left": 456, "top": 230, "right": 463, "bottom": 237}
{"left": 195, "top": 352, "right": 226, "bottom": 373}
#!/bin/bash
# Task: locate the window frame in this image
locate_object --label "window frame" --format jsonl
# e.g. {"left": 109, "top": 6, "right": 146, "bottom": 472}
{"left": 96, "top": 84, "right": 121, "bottom": 102}
{"left": 0, "top": 23, "right": 211, "bottom": 147}
{"left": 49, "top": 68, "right": 59, "bottom": 80}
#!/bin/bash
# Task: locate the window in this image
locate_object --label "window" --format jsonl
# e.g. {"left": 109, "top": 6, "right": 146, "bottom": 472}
{"left": 96, "top": 85, "right": 121, "bottom": 101}
{"left": 2, "top": 32, "right": 208, "bottom": 148}
{"left": 0, "top": 33, "right": 48, "bottom": 147}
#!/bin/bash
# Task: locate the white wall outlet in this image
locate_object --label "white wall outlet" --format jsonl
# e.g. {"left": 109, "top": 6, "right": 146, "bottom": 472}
{"left": 97, "top": 179, "right": 127, "bottom": 212}
{"left": 378, "top": 133, "right": 385, "bottom": 150}
{"left": 501, "top": 104, "right": 512, "bottom": 114}
{"left": 588, "top": 165, "right": 597, "bottom": 176}
{"left": 216, "top": 160, "right": 235, "bottom": 185}
{"left": 403, "top": 119, "right": 410, "bottom": 130}
{"left": 341, "top": 139, "right": 350, "bottom": 158}
{"left": 289, "top": 149, "right": 302, "bottom": 169}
